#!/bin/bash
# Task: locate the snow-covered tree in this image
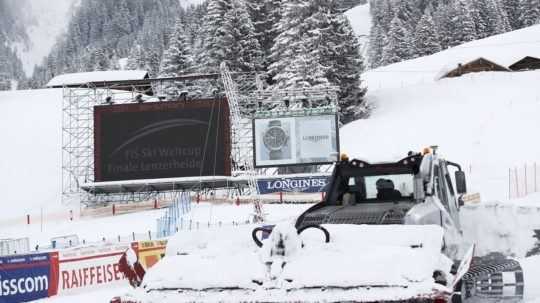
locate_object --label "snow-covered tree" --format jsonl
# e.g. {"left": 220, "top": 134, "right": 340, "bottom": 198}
{"left": 447, "top": 0, "right": 477, "bottom": 47}
{"left": 471, "top": 0, "right": 510, "bottom": 39}
{"left": 381, "top": 15, "right": 413, "bottom": 65}
{"left": 501, "top": 0, "right": 522, "bottom": 29}
{"left": 519, "top": 0, "right": 540, "bottom": 27}
{"left": 279, "top": 40, "right": 329, "bottom": 89}
{"left": 200, "top": 0, "right": 233, "bottom": 72}
{"left": 268, "top": 0, "right": 314, "bottom": 85}
{"left": 159, "top": 21, "right": 193, "bottom": 77}
{"left": 245, "top": 0, "right": 282, "bottom": 69}
{"left": 126, "top": 44, "right": 145, "bottom": 70}
{"left": 433, "top": 2, "right": 454, "bottom": 50}
{"left": 413, "top": 8, "right": 441, "bottom": 58}
{"left": 220, "top": 0, "right": 264, "bottom": 72}
{"left": 321, "top": 13, "right": 367, "bottom": 123}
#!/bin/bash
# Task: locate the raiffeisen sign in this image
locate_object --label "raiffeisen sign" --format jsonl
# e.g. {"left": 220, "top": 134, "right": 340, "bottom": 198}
{"left": 257, "top": 176, "right": 330, "bottom": 194}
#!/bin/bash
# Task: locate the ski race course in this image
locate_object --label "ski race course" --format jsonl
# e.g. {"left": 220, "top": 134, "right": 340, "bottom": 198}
{"left": 1, "top": 12, "right": 540, "bottom": 303}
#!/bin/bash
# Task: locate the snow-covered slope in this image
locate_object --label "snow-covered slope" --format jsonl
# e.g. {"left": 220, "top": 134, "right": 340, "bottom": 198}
{"left": 15, "top": 0, "right": 77, "bottom": 76}
{"left": 345, "top": 2, "right": 371, "bottom": 60}
{"left": 345, "top": 3, "right": 371, "bottom": 37}
{"left": 0, "top": 89, "right": 63, "bottom": 219}
{"left": 342, "top": 26, "right": 540, "bottom": 202}
{"left": 178, "top": 0, "right": 205, "bottom": 7}
{"left": 365, "top": 24, "right": 540, "bottom": 89}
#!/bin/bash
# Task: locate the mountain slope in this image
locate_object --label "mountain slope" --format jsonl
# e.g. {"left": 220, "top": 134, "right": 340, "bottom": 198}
{"left": 16, "top": 0, "right": 78, "bottom": 76}
{"left": 342, "top": 25, "right": 540, "bottom": 201}
{"left": 365, "top": 24, "right": 540, "bottom": 89}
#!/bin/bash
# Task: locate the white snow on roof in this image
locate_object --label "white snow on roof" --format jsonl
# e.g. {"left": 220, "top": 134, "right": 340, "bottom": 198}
{"left": 366, "top": 24, "right": 540, "bottom": 89}
{"left": 46, "top": 70, "right": 149, "bottom": 87}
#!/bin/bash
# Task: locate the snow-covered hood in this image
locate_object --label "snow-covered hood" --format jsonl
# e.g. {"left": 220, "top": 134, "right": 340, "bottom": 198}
{"left": 138, "top": 224, "right": 451, "bottom": 302}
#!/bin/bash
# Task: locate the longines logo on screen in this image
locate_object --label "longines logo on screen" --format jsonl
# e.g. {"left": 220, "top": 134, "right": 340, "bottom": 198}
{"left": 302, "top": 135, "right": 330, "bottom": 143}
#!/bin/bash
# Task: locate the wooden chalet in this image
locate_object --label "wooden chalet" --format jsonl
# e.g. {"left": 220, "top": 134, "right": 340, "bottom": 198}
{"left": 508, "top": 56, "right": 540, "bottom": 71}
{"left": 441, "top": 57, "right": 510, "bottom": 79}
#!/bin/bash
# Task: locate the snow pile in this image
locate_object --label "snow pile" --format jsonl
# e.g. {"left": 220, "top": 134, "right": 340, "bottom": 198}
{"left": 521, "top": 255, "right": 540, "bottom": 301}
{"left": 461, "top": 200, "right": 540, "bottom": 257}
{"left": 283, "top": 224, "right": 448, "bottom": 288}
{"left": 139, "top": 224, "right": 448, "bottom": 301}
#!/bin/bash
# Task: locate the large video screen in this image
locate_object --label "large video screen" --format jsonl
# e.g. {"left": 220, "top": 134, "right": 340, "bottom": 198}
{"left": 94, "top": 99, "right": 230, "bottom": 182}
{"left": 253, "top": 114, "right": 339, "bottom": 168}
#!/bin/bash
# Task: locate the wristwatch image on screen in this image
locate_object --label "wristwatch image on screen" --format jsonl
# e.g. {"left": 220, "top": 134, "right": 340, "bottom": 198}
{"left": 262, "top": 120, "right": 289, "bottom": 160}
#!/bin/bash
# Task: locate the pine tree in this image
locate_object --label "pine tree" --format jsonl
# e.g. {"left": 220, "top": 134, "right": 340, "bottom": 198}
{"left": 394, "top": 0, "right": 422, "bottom": 31}
{"left": 447, "top": 0, "right": 477, "bottom": 47}
{"left": 367, "top": 0, "right": 393, "bottom": 68}
{"left": 322, "top": 13, "right": 367, "bottom": 123}
{"left": 159, "top": 21, "right": 193, "bottom": 77}
{"left": 245, "top": 0, "right": 282, "bottom": 69}
{"left": 381, "top": 15, "right": 413, "bottom": 65}
{"left": 126, "top": 44, "right": 145, "bottom": 70}
{"left": 519, "top": 0, "right": 540, "bottom": 27}
{"left": 501, "top": 0, "right": 522, "bottom": 29}
{"left": 471, "top": 0, "right": 509, "bottom": 39}
{"left": 414, "top": 9, "right": 442, "bottom": 58}
{"left": 200, "top": 0, "right": 233, "bottom": 72}
{"left": 268, "top": 0, "right": 313, "bottom": 84}
{"left": 220, "top": 0, "right": 264, "bottom": 72}
{"left": 368, "top": 22, "right": 387, "bottom": 68}
{"left": 433, "top": 2, "right": 454, "bottom": 49}
{"left": 279, "top": 39, "right": 329, "bottom": 90}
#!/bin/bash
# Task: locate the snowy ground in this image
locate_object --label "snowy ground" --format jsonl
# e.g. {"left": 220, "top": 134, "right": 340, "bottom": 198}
{"left": 35, "top": 286, "right": 130, "bottom": 303}
{"left": 1, "top": 202, "right": 312, "bottom": 252}
{"left": 0, "top": 89, "right": 64, "bottom": 221}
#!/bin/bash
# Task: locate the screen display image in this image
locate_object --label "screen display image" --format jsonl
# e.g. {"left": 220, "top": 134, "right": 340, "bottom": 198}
{"left": 94, "top": 99, "right": 230, "bottom": 182}
{"left": 253, "top": 114, "right": 339, "bottom": 167}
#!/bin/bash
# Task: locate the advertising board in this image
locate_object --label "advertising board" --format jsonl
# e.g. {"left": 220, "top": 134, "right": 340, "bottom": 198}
{"left": 57, "top": 244, "right": 129, "bottom": 294}
{"left": 131, "top": 240, "right": 167, "bottom": 270}
{"left": 253, "top": 114, "right": 339, "bottom": 168}
{"left": 94, "top": 98, "right": 231, "bottom": 182}
{"left": 257, "top": 175, "right": 330, "bottom": 194}
{"left": 0, "top": 252, "right": 58, "bottom": 303}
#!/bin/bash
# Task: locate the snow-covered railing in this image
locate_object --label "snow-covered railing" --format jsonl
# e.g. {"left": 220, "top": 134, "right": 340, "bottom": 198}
{"left": 156, "top": 192, "right": 192, "bottom": 238}
{"left": 508, "top": 162, "right": 539, "bottom": 199}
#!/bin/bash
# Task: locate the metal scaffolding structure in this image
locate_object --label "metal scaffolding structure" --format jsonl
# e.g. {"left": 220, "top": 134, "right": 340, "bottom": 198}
{"left": 61, "top": 69, "right": 340, "bottom": 220}
{"left": 220, "top": 63, "right": 264, "bottom": 222}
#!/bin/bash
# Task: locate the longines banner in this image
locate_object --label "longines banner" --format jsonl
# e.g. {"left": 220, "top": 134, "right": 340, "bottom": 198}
{"left": 257, "top": 175, "right": 330, "bottom": 194}
{"left": 94, "top": 99, "right": 231, "bottom": 182}
{"left": 253, "top": 114, "right": 339, "bottom": 167}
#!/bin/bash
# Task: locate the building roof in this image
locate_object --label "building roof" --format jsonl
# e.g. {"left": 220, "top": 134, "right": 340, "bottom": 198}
{"left": 441, "top": 57, "right": 511, "bottom": 78}
{"left": 46, "top": 70, "right": 149, "bottom": 87}
{"left": 508, "top": 56, "right": 540, "bottom": 70}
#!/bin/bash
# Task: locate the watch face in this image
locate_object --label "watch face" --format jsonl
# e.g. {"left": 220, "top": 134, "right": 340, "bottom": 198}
{"left": 263, "top": 127, "right": 287, "bottom": 150}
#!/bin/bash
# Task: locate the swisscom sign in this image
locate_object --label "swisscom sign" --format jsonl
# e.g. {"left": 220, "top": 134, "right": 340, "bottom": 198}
{"left": 94, "top": 99, "right": 231, "bottom": 182}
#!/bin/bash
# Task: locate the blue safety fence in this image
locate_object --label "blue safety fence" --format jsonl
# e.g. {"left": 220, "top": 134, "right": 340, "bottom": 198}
{"left": 156, "top": 192, "right": 192, "bottom": 238}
